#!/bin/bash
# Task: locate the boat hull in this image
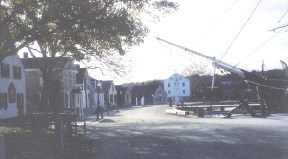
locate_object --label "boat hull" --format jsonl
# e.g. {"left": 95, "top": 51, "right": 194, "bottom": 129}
{"left": 242, "top": 70, "right": 288, "bottom": 113}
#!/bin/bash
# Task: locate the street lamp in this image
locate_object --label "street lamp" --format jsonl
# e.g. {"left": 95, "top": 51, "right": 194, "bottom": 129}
{"left": 96, "top": 80, "right": 102, "bottom": 121}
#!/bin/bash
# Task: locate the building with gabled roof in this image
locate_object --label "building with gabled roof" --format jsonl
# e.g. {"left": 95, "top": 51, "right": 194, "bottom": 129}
{"left": 101, "top": 80, "right": 117, "bottom": 108}
{"left": 131, "top": 84, "right": 167, "bottom": 106}
{"left": 75, "top": 67, "right": 93, "bottom": 116}
{"left": 164, "top": 73, "right": 190, "bottom": 103}
{"left": 21, "top": 55, "right": 78, "bottom": 115}
{"left": 0, "top": 55, "right": 26, "bottom": 119}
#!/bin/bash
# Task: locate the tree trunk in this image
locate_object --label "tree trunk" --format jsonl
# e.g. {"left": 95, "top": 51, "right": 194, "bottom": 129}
{"left": 40, "top": 72, "right": 52, "bottom": 113}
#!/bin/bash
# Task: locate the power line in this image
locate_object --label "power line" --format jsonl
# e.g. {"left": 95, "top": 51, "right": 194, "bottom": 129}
{"left": 220, "top": 0, "right": 262, "bottom": 62}
{"left": 198, "top": 0, "right": 239, "bottom": 40}
{"left": 233, "top": 30, "right": 280, "bottom": 68}
{"left": 278, "top": 8, "right": 288, "bottom": 23}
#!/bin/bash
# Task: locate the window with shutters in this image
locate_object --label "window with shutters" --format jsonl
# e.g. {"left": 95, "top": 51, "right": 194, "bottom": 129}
{"left": 13, "top": 66, "right": 21, "bottom": 79}
{"left": 1, "top": 63, "right": 10, "bottom": 78}
{"left": 0, "top": 93, "right": 8, "bottom": 109}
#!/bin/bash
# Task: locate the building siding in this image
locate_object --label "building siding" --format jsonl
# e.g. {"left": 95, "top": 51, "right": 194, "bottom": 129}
{"left": 0, "top": 55, "right": 26, "bottom": 119}
{"left": 164, "top": 73, "right": 190, "bottom": 103}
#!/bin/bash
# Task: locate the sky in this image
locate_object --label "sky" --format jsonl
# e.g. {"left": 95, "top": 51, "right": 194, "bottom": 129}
{"left": 19, "top": 0, "right": 288, "bottom": 85}
{"left": 101, "top": 0, "right": 288, "bottom": 85}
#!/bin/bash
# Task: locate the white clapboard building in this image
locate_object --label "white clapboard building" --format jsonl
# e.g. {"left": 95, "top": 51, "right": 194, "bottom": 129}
{"left": 164, "top": 73, "right": 190, "bottom": 103}
{"left": 0, "top": 55, "right": 26, "bottom": 119}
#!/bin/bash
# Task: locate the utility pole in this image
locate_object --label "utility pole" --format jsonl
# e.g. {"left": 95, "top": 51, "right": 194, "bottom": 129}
{"left": 261, "top": 60, "right": 264, "bottom": 78}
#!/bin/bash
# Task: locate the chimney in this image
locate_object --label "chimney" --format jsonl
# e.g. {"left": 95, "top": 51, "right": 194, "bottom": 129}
{"left": 23, "top": 52, "right": 28, "bottom": 59}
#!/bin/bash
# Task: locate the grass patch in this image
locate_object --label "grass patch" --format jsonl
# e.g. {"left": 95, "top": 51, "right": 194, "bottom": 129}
{"left": 0, "top": 127, "right": 91, "bottom": 159}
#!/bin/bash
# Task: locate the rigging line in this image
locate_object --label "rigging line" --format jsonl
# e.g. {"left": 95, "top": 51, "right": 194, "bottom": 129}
{"left": 181, "top": 50, "right": 215, "bottom": 75}
{"left": 156, "top": 38, "right": 214, "bottom": 75}
{"left": 278, "top": 8, "right": 288, "bottom": 23}
{"left": 156, "top": 39, "right": 188, "bottom": 68}
{"left": 198, "top": 0, "right": 239, "bottom": 40}
{"left": 233, "top": 30, "right": 280, "bottom": 68}
{"left": 247, "top": 80, "right": 287, "bottom": 91}
{"left": 219, "top": 0, "right": 262, "bottom": 62}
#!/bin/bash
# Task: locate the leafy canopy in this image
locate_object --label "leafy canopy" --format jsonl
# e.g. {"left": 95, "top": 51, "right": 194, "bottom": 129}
{"left": 0, "top": 0, "right": 178, "bottom": 61}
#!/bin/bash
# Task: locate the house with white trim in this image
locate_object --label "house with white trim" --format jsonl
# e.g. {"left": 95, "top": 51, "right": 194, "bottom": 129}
{"left": 21, "top": 55, "right": 78, "bottom": 115}
{"left": 75, "top": 67, "right": 95, "bottom": 116}
{"left": 131, "top": 84, "right": 167, "bottom": 106}
{"left": 0, "top": 55, "right": 26, "bottom": 119}
{"left": 101, "top": 80, "right": 117, "bottom": 108}
{"left": 164, "top": 73, "right": 190, "bottom": 103}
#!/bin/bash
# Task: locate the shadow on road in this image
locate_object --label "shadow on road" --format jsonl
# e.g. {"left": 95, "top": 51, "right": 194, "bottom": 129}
{"left": 87, "top": 119, "right": 288, "bottom": 159}
{"left": 85, "top": 105, "right": 288, "bottom": 159}
{"left": 100, "top": 119, "right": 116, "bottom": 123}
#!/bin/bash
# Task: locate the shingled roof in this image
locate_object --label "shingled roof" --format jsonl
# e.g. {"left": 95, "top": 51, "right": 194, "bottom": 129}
{"left": 21, "top": 56, "right": 72, "bottom": 70}
{"left": 131, "top": 85, "right": 160, "bottom": 97}
{"left": 115, "top": 85, "right": 123, "bottom": 94}
{"left": 101, "top": 80, "right": 114, "bottom": 93}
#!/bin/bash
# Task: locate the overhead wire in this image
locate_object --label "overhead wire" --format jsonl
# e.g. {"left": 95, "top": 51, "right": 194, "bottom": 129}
{"left": 156, "top": 38, "right": 214, "bottom": 75}
{"left": 278, "top": 8, "right": 288, "bottom": 23}
{"left": 197, "top": 0, "right": 239, "bottom": 41}
{"left": 220, "top": 0, "right": 262, "bottom": 62}
{"left": 233, "top": 29, "right": 280, "bottom": 68}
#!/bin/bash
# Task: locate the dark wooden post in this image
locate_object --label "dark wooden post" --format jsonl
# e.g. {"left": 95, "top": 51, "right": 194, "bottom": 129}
{"left": 83, "top": 119, "right": 87, "bottom": 137}
{"left": 66, "top": 110, "right": 72, "bottom": 137}
{"left": 54, "top": 117, "right": 64, "bottom": 153}
{"left": 256, "top": 86, "right": 267, "bottom": 118}
{"left": 0, "top": 133, "right": 5, "bottom": 159}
